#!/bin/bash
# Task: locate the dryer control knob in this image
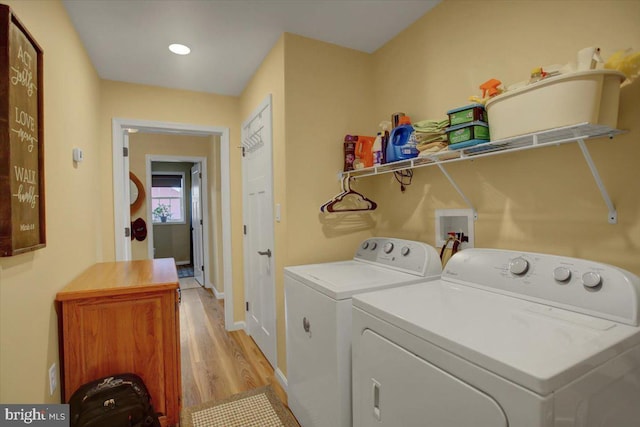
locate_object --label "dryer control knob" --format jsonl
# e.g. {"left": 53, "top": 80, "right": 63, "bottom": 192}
{"left": 553, "top": 267, "right": 571, "bottom": 282}
{"left": 582, "top": 272, "right": 602, "bottom": 288}
{"left": 383, "top": 242, "right": 394, "bottom": 254}
{"left": 362, "top": 242, "right": 369, "bottom": 250}
{"left": 370, "top": 242, "right": 377, "bottom": 250}
{"left": 401, "top": 246, "right": 410, "bottom": 256}
{"left": 509, "top": 257, "right": 529, "bottom": 275}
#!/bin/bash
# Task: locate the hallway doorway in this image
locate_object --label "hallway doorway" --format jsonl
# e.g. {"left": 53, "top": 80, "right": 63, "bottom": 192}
{"left": 141, "top": 155, "right": 207, "bottom": 289}
{"left": 111, "top": 118, "right": 236, "bottom": 329}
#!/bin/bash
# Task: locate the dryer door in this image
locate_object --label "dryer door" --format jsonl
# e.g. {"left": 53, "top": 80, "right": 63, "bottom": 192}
{"left": 354, "top": 329, "right": 508, "bottom": 427}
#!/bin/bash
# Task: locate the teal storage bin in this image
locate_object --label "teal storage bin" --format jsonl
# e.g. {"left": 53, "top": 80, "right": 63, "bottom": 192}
{"left": 446, "top": 121, "right": 490, "bottom": 150}
{"left": 447, "top": 103, "right": 487, "bottom": 126}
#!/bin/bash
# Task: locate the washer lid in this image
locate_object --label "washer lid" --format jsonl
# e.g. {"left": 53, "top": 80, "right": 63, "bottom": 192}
{"left": 284, "top": 260, "right": 432, "bottom": 300}
{"left": 353, "top": 280, "right": 640, "bottom": 395}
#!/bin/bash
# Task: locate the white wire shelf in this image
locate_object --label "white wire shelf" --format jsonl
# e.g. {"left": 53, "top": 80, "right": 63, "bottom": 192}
{"left": 342, "top": 123, "right": 625, "bottom": 223}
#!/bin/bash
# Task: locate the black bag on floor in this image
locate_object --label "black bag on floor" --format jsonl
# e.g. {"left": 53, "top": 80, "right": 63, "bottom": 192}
{"left": 69, "top": 373, "right": 162, "bottom": 427}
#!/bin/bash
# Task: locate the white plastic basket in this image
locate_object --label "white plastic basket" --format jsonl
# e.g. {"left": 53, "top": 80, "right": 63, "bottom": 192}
{"left": 485, "top": 70, "right": 625, "bottom": 141}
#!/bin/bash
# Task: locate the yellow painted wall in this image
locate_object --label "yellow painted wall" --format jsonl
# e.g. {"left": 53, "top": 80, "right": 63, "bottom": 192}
{"left": 0, "top": 0, "right": 102, "bottom": 403}
{"left": 369, "top": 0, "right": 640, "bottom": 274}
{"left": 284, "top": 34, "right": 377, "bottom": 269}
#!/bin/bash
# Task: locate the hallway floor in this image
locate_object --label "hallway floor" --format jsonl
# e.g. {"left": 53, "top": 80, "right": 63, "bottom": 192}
{"left": 178, "top": 280, "right": 295, "bottom": 422}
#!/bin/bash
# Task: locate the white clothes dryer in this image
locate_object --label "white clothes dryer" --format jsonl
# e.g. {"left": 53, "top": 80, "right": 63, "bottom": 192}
{"left": 285, "top": 237, "right": 442, "bottom": 427}
{"left": 352, "top": 248, "right": 640, "bottom": 427}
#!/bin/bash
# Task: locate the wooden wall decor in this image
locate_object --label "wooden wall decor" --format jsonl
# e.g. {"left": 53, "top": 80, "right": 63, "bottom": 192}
{"left": 130, "top": 172, "right": 145, "bottom": 214}
{"left": 0, "top": 5, "right": 45, "bottom": 256}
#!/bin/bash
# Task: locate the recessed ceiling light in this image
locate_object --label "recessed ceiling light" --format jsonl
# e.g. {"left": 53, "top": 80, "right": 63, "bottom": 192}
{"left": 169, "top": 43, "right": 191, "bottom": 55}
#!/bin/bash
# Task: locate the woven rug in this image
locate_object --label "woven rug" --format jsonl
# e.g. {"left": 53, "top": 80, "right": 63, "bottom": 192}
{"left": 181, "top": 386, "right": 299, "bottom": 427}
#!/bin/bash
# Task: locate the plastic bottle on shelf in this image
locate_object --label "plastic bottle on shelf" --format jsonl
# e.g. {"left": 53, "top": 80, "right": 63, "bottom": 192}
{"left": 372, "top": 132, "right": 383, "bottom": 166}
{"left": 386, "top": 116, "right": 417, "bottom": 163}
{"left": 379, "top": 121, "right": 391, "bottom": 164}
{"left": 355, "top": 136, "right": 375, "bottom": 168}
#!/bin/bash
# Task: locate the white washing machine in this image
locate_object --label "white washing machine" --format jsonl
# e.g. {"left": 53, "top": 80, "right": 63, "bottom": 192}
{"left": 352, "top": 248, "right": 640, "bottom": 427}
{"left": 285, "top": 237, "right": 442, "bottom": 427}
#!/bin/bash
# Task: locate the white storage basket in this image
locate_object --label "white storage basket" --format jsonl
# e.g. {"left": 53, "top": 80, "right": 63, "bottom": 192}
{"left": 485, "top": 70, "right": 625, "bottom": 141}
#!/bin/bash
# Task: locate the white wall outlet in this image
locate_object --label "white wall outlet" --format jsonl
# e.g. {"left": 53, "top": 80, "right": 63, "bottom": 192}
{"left": 48, "top": 363, "right": 57, "bottom": 396}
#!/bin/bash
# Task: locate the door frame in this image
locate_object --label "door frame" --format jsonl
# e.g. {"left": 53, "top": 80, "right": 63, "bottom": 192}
{"left": 190, "top": 162, "right": 206, "bottom": 286}
{"left": 144, "top": 155, "right": 208, "bottom": 286}
{"left": 112, "top": 118, "right": 236, "bottom": 330}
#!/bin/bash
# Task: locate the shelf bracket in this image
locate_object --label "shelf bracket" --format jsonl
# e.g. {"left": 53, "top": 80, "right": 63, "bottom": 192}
{"left": 436, "top": 163, "right": 478, "bottom": 220}
{"left": 576, "top": 138, "right": 617, "bottom": 224}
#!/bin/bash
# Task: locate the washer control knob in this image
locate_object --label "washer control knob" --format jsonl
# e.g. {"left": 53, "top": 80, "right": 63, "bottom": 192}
{"left": 362, "top": 242, "right": 369, "bottom": 250}
{"left": 401, "top": 246, "right": 411, "bottom": 256}
{"left": 509, "top": 257, "right": 529, "bottom": 275}
{"left": 553, "top": 267, "right": 572, "bottom": 282}
{"left": 383, "top": 242, "right": 394, "bottom": 254}
{"left": 369, "top": 242, "right": 377, "bottom": 251}
{"left": 582, "top": 272, "right": 602, "bottom": 288}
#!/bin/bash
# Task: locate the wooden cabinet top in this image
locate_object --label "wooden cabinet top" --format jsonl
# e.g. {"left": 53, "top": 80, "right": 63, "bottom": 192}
{"left": 56, "top": 258, "right": 179, "bottom": 301}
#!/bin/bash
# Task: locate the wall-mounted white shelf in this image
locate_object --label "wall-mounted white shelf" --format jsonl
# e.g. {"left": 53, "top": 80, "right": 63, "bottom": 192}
{"left": 342, "top": 123, "right": 625, "bottom": 223}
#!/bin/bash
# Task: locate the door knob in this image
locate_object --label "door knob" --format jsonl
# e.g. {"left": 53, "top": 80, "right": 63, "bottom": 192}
{"left": 257, "top": 249, "right": 272, "bottom": 258}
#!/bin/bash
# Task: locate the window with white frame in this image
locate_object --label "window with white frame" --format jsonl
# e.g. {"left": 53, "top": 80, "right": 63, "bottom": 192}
{"left": 151, "top": 172, "right": 185, "bottom": 224}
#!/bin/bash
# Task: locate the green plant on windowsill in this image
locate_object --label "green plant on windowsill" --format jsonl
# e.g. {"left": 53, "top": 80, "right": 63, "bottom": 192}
{"left": 153, "top": 203, "right": 172, "bottom": 223}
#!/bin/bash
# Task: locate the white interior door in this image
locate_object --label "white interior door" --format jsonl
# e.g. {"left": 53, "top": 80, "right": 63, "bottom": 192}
{"left": 242, "top": 95, "right": 276, "bottom": 368}
{"left": 191, "top": 163, "right": 205, "bottom": 285}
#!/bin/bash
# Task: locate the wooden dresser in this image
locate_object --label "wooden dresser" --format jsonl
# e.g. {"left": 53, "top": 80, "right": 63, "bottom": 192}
{"left": 56, "top": 258, "right": 181, "bottom": 426}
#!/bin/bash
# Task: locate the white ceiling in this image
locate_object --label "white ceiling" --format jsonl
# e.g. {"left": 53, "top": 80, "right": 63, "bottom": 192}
{"left": 62, "top": 0, "right": 440, "bottom": 96}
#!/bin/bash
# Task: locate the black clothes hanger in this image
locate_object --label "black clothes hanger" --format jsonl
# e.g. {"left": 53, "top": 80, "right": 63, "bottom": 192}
{"left": 320, "top": 176, "right": 377, "bottom": 213}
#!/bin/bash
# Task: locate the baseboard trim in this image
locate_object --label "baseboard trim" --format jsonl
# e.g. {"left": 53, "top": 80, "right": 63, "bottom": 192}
{"left": 211, "top": 283, "right": 224, "bottom": 299}
{"left": 227, "top": 321, "right": 245, "bottom": 332}
{"left": 275, "top": 368, "right": 288, "bottom": 392}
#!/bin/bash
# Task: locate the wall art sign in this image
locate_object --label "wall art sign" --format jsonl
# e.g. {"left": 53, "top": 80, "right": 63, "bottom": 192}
{"left": 1, "top": 5, "right": 45, "bottom": 256}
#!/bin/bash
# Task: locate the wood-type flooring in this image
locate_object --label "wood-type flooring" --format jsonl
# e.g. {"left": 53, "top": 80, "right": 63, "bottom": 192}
{"left": 179, "top": 280, "right": 296, "bottom": 424}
